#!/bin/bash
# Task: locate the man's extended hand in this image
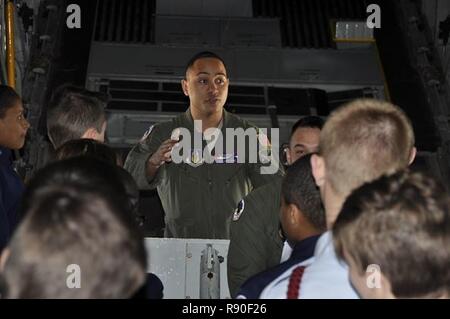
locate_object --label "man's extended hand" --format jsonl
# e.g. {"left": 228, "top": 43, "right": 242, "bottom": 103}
{"left": 148, "top": 138, "right": 179, "bottom": 168}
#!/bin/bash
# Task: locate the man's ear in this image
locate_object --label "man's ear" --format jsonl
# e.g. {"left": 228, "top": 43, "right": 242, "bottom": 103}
{"left": 379, "top": 273, "right": 395, "bottom": 299}
{"left": 286, "top": 203, "right": 299, "bottom": 225}
{"left": 0, "top": 248, "right": 10, "bottom": 272}
{"left": 289, "top": 204, "right": 303, "bottom": 227}
{"left": 181, "top": 79, "right": 189, "bottom": 96}
{"left": 408, "top": 146, "right": 417, "bottom": 165}
{"left": 81, "top": 128, "right": 98, "bottom": 140}
{"left": 363, "top": 269, "right": 395, "bottom": 299}
{"left": 47, "top": 130, "right": 55, "bottom": 148}
{"left": 311, "top": 154, "right": 326, "bottom": 188}
{"left": 285, "top": 148, "right": 292, "bottom": 166}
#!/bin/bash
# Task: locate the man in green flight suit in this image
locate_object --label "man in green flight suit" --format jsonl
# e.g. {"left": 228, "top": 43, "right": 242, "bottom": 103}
{"left": 227, "top": 116, "right": 323, "bottom": 297}
{"left": 124, "top": 51, "right": 282, "bottom": 239}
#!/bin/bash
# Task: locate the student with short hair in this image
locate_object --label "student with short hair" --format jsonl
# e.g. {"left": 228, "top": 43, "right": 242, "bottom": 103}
{"left": 46, "top": 85, "right": 108, "bottom": 149}
{"left": 333, "top": 170, "right": 450, "bottom": 299}
{"left": 0, "top": 85, "right": 30, "bottom": 253}
{"left": 316, "top": 99, "right": 415, "bottom": 227}
{"left": 44, "top": 156, "right": 161, "bottom": 299}
{"left": 0, "top": 157, "right": 147, "bottom": 298}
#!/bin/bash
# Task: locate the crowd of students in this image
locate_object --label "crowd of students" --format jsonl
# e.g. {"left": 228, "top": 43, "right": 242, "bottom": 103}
{"left": 0, "top": 52, "right": 449, "bottom": 299}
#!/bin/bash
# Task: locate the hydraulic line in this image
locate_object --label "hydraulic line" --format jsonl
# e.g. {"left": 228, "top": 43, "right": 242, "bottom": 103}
{"left": 5, "top": 0, "right": 16, "bottom": 88}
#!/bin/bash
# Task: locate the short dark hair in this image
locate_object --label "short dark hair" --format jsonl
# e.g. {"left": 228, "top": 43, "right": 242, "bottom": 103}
{"left": 333, "top": 170, "right": 450, "bottom": 298}
{"left": 290, "top": 116, "right": 324, "bottom": 137}
{"left": 54, "top": 141, "right": 138, "bottom": 215}
{"left": 55, "top": 138, "right": 119, "bottom": 166}
{"left": 2, "top": 186, "right": 146, "bottom": 298}
{"left": 0, "top": 157, "right": 147, "bottom": 298}
{"left": 23, "top": 157, "right": 138, "bottom": 222}
{"left": 0, "top": 85, "right": 21, "bottom": 119}
{"left": 282, "top": 153, "right": 326, "bottom": 231}
{"left": 47, "top": 84, "right": 108, "bottom": 148}
{"left": 184, "top": 51, "right": 227, "bottom": 77}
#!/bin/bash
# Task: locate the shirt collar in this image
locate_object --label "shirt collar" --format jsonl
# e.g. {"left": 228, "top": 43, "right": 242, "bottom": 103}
{"left": 0, "top": 147, "right": 12, "bottom": 165}
{"left": 290, "top": 234, "right": 321, "bottom": 260}
{"left": 183, "top": 108, "right": 228, "bottom": 130}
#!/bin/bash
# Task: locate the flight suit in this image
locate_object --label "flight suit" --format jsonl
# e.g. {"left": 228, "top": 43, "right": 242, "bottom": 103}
{"left": 124, "top": 109, "right": 282, "bottom": 239}
{"left": 227, "top": 176, "right": 284, "bottom": 297}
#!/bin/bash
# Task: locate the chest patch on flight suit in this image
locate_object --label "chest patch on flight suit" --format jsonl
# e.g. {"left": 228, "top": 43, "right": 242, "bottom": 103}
{"left": 187, "top": 149, "right": 204, "bottom": 166}
{"left": 232, "top": 199, "right": 245, "bottom": 221}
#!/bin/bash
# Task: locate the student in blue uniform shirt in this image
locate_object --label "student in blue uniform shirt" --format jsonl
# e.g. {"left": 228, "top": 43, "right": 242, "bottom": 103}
{"left": 236, "top": 154, "right": 326, "bottom": 299}
{"left": 0, "top": 85, "right": 30, "bottom": 253}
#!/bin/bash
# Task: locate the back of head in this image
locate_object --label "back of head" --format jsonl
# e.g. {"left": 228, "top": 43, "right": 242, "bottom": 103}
{"left": 55, "top": 138, "right": 119, "bottom": 166}
{"left": 22, "top": 157, "right": 135, "bottom": 224}
{"left": 54, "top": 142, "right": 138, "bottom": 215}
{"left": 1, "top": 158, "right": 147, "bottom": 298}
{"left": 2, "top": 185, "right": 146, "bottom": 298}
{"left": 320, "top": 98, "right": 415, "bottom": 197}
{"left": 47, "top": 85, "right": 108, "bottom": 149}
{"left": 282, "top": 154, "right": 326, "bottom": 232}
{"left": 0, "top": 85, "right": 20, "bottom": 119}
{"left": 333, "top": 170, "right": 450, "bottom": 298}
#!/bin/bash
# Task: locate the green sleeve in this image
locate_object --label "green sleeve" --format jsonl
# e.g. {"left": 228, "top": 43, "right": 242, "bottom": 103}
{"left": 246, "top": 135, "right": 284, "bottom": 189}
{"left": 124, "top": 125, "right": 165, "bottom": 190}
{"left": 247, "top": 161, "right": 284, "bottom": 189}
{"left": 227, "top": 183, "right": 283, "bottom": 297}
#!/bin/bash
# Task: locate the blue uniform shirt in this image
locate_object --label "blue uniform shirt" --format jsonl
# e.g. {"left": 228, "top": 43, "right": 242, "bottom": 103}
{"left": 0, "top": 147, "right": 24, "bottom": 252}
{"left": 236, "top": 234, "right": 320, "bottom": 299}
{"left": 131, "top": 273, "right": 164, "bottom": 299}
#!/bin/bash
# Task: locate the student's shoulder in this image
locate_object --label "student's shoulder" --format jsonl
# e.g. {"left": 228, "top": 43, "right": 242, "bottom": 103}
{"left": 245, "top": 180, "right": 282, "bottom": 206}
{"left": 253, "top": 176, "right": 283, "bottom": 194}
{"left": 240, "top": 257, "right": 301, "bottom": 298}
{"left": 232, "top": 179, "right": 282, "bottom": 225}
{"left": 259, "top": 257, "right": 316, "bottom": 299}
{"left": 298, "top": 232, "right": 359, "bottom": 298}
